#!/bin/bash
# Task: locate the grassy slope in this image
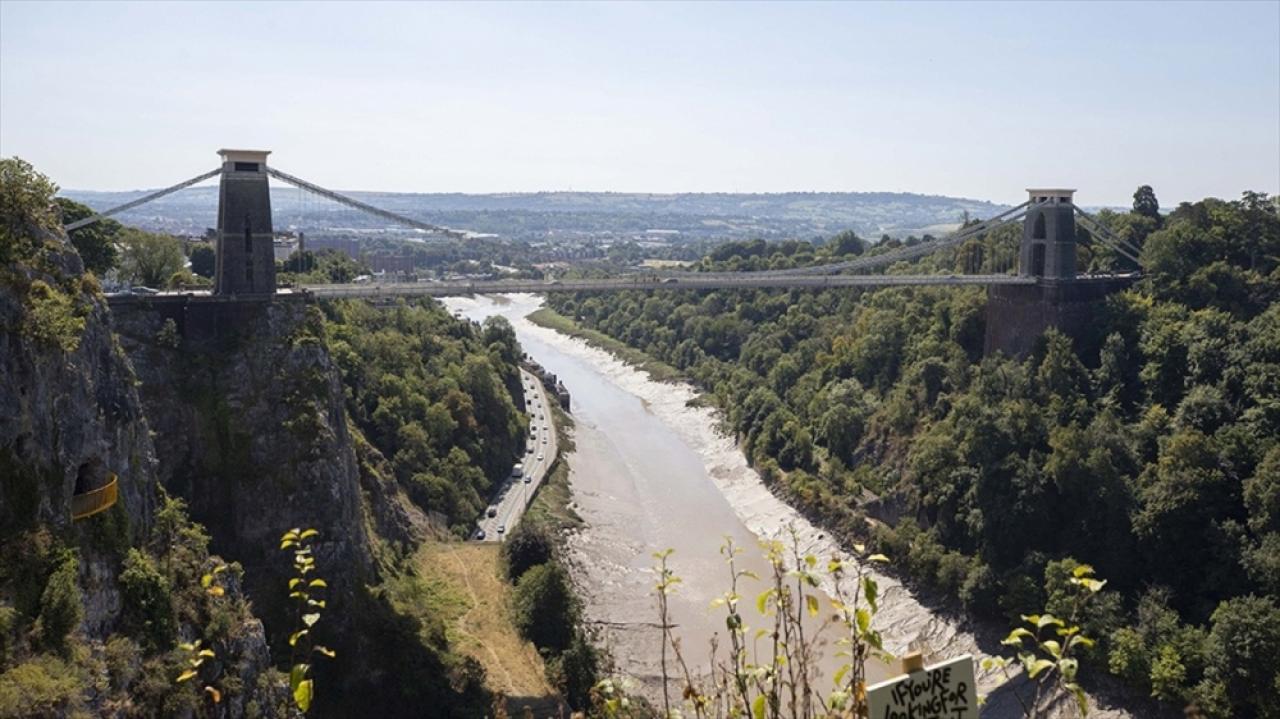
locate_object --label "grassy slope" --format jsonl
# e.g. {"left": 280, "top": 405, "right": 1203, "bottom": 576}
{"left": 413, "top": 542, "right": 558, "bottom": 711}
{"left": 527, "top": 307, "right": 684, "bottom": 383}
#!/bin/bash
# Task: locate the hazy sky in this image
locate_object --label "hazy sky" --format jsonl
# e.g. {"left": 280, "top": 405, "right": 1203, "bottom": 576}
{"left": 1, "top": 1, "right": 1277, "bottom": 206}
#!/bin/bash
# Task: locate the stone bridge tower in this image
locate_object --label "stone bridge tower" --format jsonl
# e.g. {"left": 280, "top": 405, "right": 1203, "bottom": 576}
{"left": 214, "top": 149, "right": 276, "bottom": 296}
{"left": 1019, "top": 189, "right": 1077, "bottom": 280}
{"left": 984, "top": 189, "right": 1133, "bottom": 358}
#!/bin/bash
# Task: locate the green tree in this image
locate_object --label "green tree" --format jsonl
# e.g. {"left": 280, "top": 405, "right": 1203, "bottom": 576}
{"left": 511, "top": 562, "right": 576, "bottom": 652}
{"left": 818, "top": 404, "right": 863, "bottom": 465}
{"left": 502, "top": 522, "right": 553, "bottom": 581}
{"left": 189, "top": 243, "right": 216, "bottom": 278}
{"left": 1132, "top": 185, "right": 1160, "bottom": 221}
{"left": 118, "top": 228, "right": 185, "bottom": 288}
{"left": 0, "top": 157, "right": 59, "bottom": 264}
{"left": 56, "top": 197, "right": 120, "bottom": 275}
{"left": 280, "top": 248, "right": 368, "bottom": 284}
{"left": 828, "top": 229, "right": 864, "bottom": 256}
{"left": 34, "top": 552, "right": 82, "bottom": 653}
{"left": 1203, "top": 595, "right": 1280, "bottom": 718}
{"left": 119, "top": 548, "right": 175, "bottom": 651}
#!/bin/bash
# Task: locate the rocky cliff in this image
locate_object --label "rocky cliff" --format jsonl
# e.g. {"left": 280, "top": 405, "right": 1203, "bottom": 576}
{"left": 0, "top": 226, "right": 153, "bottom": 541}
{"left": 112, "top": 299, "right": 380, "bottom": 590}
{"left": 0, "top": 198, "right": 282, "bottom": 717}
{"left": 109, "top": 294, "right": 437, "bottom": 715}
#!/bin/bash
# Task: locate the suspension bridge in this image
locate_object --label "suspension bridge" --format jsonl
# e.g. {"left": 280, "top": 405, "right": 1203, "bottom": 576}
{"left": 68, "top": 149, "right": 1142, "bottom": 303}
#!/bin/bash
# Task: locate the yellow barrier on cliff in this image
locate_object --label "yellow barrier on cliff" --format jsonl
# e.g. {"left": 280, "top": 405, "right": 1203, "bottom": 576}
{"left": 71, "top": 474, "right": 118, "bottom": 520}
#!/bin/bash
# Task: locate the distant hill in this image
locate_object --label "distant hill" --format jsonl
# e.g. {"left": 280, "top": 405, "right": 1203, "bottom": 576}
{"left": 61, "top": 186, "right": 1011, "bottom": 242}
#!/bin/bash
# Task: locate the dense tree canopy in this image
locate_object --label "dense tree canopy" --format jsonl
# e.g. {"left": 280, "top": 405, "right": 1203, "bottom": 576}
{"left": 322, "top": 299, "right": 526, "bottom": 535}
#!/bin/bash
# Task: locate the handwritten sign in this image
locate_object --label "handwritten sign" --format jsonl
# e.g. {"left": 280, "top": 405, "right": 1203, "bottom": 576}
{"left": 867, "top": 654, "right": 977, "bottom": 719}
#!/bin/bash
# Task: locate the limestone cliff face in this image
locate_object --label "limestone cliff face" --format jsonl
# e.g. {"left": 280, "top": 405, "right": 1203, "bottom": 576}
{"left": 113, "top": 300, "right": 376, "bottom": 584}
{"left": 110, "top": 297, "right": 428, "bottom": 653}
{"left": 0, "top": 229, "right": 280, "bottom": 717}
{"left": 0, "top": 235, "right": 154, "bottom": 540}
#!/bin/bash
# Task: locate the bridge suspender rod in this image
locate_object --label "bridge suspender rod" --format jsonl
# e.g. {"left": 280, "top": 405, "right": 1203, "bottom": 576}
{"left": 264, "top": 166, "right": 469, "bottom": 240}
{"left": 1073, "top": 208, "right": 1143, "bottom": 265}
{"left": 63, "top": 167, "right": 223, "bottom": 232}
{"left": 758, "top": 200, "right": 1031, "bottom": 277}
{"left": 1073, "top": 208, "right": 1143, "bottom": 255}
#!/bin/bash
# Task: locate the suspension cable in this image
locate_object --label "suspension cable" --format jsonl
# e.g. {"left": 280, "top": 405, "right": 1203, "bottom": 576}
{"left": 1073, "top": 208, "right": 1143, "bottom": 266}
{"left": 1074, "top": 207, "right": 1143, "bottom": 255}
{"left": 265, "top": 166, "right": 469, "bottom": 240}
{"left": 64, "top": 168, "right": 223, "bottom": 231}
{"left": 736, "top": 200, "right": 1031, "bottom": 278}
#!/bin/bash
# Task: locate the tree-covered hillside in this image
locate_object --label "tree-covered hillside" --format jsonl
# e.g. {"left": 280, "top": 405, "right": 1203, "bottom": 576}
{"left": 322, "top": 299, "right": 527, "bottom": 536}
{"left": 545, "top": 189, "right": 1280, "bottom": 718}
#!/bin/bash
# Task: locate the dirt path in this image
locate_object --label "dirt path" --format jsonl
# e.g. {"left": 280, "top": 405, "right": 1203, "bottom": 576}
{"left": 443, "top": 546, "right": 516, "bottom": 690}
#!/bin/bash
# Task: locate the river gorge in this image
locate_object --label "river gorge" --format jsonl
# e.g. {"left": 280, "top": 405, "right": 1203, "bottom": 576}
{"left": 443, "top": 294, "right": 1091, "bottom": 717}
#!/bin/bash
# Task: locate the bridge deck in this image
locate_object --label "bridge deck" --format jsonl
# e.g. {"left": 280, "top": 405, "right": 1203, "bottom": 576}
{"left": 302, "top": 273, "right": 1036, "bottom": 299}
{"left": 103, "top": 274, "right": 1147, "bottom": 305}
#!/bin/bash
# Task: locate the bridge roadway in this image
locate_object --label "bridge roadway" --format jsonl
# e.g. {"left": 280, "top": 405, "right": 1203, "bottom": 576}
{"left": 303, "top": 272, "right": 1037, "bottom": 299}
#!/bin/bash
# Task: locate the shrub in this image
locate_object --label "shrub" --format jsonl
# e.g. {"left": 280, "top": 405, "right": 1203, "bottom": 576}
{"left": 24, "top": 280, "right": 85, "bottom": 353}
{"left": 133, "top": 653, "right": 197, "bottom": 717}
{"left": 511, "top": 563, "right": 576, "bottom": 652}
{"left": 118, "top": 548, "right": 175, "bottom": 651}
{"left": 959, "top": 562, "right": 998, "bottom": 613}
{"left": 502, "top": 522, "right": 553, "bottom": 581}
{"left": 103, "top": 635, "right": 142, "bottom": 692}
{"left": 0, "top": 604, "right": 15, "bottom": 666}
{"left": 547, "top": 633, "right": 599, "bottom": 710}
{"left": 33, "top": 553, "right": 82, "bottom": 653}
{"left": 0, "top": 157, "right": 58, "bottom": 265}
{"left": 0, "top": 653, "right": 86, "bottom": 717}
{"left": 154, "top": 318, "right": 180, "bottom": 349}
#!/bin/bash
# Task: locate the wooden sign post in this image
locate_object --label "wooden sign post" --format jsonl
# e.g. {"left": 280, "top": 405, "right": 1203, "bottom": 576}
{"left": 866, "top": 652, "right": 977, "bottom": 719}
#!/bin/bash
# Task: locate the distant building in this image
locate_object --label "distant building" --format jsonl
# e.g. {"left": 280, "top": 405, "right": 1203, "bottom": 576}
{"left": 307, "top": 237, "right": 360, "bottom": 259}
{"left": 273, "top": 236, "right": 298, "bottom": 262}
{"left": 369, "top": 254, "right": 416, "bottom": 275}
